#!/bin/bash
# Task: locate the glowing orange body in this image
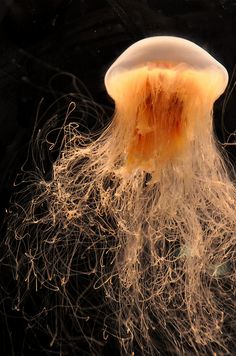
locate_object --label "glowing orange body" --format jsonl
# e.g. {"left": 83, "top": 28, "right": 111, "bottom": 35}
{"left": 108, "top": 61, "right": 220, "bottom": 174}
{"left": 128, "top": 79, "right": 185, "bottom": 167}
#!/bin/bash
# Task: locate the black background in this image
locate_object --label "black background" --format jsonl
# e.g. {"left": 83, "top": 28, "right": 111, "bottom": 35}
{"left": 0, "top": 1, "right": 236, "bottom": 355}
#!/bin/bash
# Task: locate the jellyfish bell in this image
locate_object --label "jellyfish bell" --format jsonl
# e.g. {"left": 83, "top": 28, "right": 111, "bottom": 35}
{"left": 104, "top": 36, "right": 229, "bottom": 177}
{"left": 105, "top": 36, "right": 228, "bottom": 94}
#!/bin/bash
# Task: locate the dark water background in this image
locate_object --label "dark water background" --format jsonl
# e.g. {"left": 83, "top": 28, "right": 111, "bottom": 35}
{"left": 0, "top": 1, "right": 236, "bottom": 355}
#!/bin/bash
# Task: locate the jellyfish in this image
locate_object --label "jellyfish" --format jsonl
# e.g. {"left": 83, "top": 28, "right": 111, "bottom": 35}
{"left": 4, "top": 36, "right": 236, "bottom": 355}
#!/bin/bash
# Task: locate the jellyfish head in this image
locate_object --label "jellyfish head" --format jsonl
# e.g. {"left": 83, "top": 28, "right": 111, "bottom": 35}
{"left": 105, "top": 36, "right": 228, "bottom": 176}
